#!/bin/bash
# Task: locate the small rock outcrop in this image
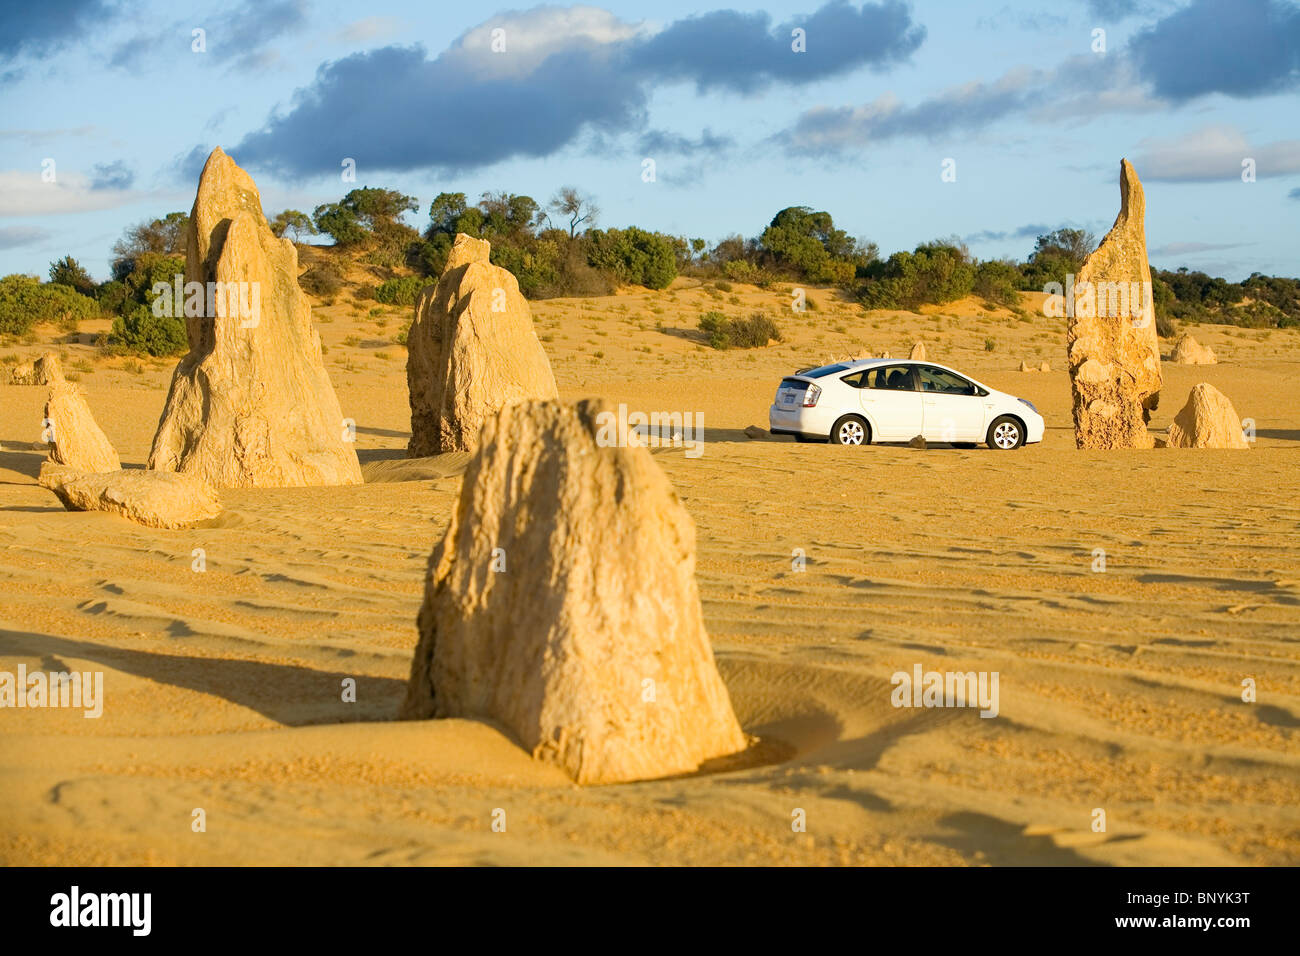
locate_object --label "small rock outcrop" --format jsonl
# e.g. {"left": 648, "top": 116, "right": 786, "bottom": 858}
{"left": 1166, "top": 384, "right": 1249, "bottom": 449}
{"left": 909, "top": 342, "right": 926, "bottom": 361}
{"left": 9, "top": 352, "right": 63, "bottom": 386}
{"left": 1019, "top": 360, "right": 1035, "bottom": 372}
{"left": 1170, "top": 333, "right": 1217, "bottom": 365}
{"left": 147, "top": 147, "right": 361, "bottom": 488}
{"left": 1066, "top": 159, "right": 1163, "bottom": 449}
{"left": 43, "top": 381, "right": 120, "bottom": 473}
{"left": 406, "top": 234, "right": 558, "bottom": 456}
{"left": 401, "top": 398, "right": 747, "bottom": 785}
{"left": 39, "top": 462, "right": 222, "bottom": 528}
{"left": 1040, "top": 360, "right": 1052, "bottom": 372}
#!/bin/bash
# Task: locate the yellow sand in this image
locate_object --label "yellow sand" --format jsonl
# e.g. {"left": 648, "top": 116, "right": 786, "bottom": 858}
{"left": 1, "top": 277, "right": 1297, "bottom": 865}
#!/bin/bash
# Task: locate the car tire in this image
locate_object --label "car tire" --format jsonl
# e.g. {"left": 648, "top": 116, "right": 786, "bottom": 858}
{"left": 986, "top": 416, "right": 1025, "bottom": 450}
{"left": 830, "top": 415, "right": 870, "bottom": 446}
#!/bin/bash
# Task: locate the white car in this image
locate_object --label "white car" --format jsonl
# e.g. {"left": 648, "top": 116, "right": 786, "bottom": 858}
{"left": 769, "top": 358, "right": 1045, "bottom": 450}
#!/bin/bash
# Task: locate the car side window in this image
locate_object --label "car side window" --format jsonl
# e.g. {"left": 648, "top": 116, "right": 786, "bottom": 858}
{"left": 840, "top": 370, "right": 867, "bottom": 388}
{"left": 917, "top": 366, "right": 976, "bottom": 395}
{"left": 865, "top": 365, "right": 915, "bottom": 391}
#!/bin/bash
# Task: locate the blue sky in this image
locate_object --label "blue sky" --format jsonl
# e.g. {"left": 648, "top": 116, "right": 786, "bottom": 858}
{"left": 1, "top": 0, "right": 1297, "bottom": 282}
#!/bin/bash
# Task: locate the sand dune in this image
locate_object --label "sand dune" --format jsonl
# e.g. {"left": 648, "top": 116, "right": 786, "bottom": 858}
{"left": 2, "top": 279, "right": 1297, "bottom": 865}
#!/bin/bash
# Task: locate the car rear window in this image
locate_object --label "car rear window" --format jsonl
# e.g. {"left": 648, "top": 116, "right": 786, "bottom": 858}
{"left": 802, "top": 363, "right": 852, "bottom": 379}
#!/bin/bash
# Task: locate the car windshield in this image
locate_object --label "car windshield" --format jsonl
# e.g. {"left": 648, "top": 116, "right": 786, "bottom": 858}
{"left": 802, "top": 362, "right": 854, "bottom": 379}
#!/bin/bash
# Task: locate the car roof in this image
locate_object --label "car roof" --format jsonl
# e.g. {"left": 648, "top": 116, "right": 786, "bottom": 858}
{"left": 790, "top": 358, "right": 994, "bottom": 388}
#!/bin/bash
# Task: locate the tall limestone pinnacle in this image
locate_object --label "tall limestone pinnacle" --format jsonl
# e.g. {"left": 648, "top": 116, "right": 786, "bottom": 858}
{"left": 148, "top": 147, "right": 362, "bottom": 487}
{"left": 406, "top": 233, "right": 558, "bottom": 456}
{"left": 1066, "top": 159, "right": 1163, "bottom": 449}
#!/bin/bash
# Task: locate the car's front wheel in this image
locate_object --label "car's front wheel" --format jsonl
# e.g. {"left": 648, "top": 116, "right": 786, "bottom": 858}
{"left": 830, "top": 415, "right": 870, "bottom": 446}
{"left": 987, "top": 416, "right": 1024, "bottom": 450}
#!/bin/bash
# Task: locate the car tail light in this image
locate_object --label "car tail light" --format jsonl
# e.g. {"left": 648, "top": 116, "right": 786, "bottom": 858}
{"left": 803, "top": 384, "right": 821, "bottom": 407}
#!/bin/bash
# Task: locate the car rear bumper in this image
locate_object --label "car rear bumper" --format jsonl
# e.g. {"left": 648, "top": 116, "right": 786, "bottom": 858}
{"left": 769, "top": 404, "right": 833, "bottom": 438}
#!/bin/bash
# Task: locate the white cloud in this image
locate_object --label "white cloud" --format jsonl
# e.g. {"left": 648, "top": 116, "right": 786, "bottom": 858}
{"left": 1134, "top": 125, "right": 1300, "bottom": 182}
{"left": 450, "top": 6, "right": 651, "bottom": 77}
{"left": 0, "top": 170, "right": 140, "bottom": 216}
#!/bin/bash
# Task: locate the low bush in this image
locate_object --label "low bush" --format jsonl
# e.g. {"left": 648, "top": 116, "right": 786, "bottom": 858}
{"left": 0, "top": 274, "right": 101, "bottom": 334}
{"left": 698, "top": 311, "right": 781, "bottom": 349}
{"left": 110, "top": 305, "right": 188, "bottom": 356}
{"left": 374, "top": 275, "right": 427, "bottom": 306}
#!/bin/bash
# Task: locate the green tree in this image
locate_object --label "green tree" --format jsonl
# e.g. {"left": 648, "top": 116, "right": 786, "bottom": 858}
{"left": 111, "top": 212, "right": 189, "bottom": 279}
{"left": 1020, "top": 228, "right": 1096, "bottom": 290}
{"left": 270, "top": 209, "right": 318, "bottom": 242}
{"left": 758, "top": 206, "right": 869, "bottom": 284}
{"left": 314, "top": 188, "right": 418, "bottom": 247}
{"left": 48, "top": 256, "right": 96, "bottom": 295}
{"left": 312, "top": 202, "right": 368, "bottom": 246}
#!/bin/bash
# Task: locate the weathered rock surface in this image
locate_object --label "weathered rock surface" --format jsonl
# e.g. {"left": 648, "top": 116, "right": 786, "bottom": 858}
{"left": 1040, "top": 360, "right": 1052, "bottom": 372}
{"left": 1066, "top": 159, "right": 1162, "bottom": 449}
{"left": 39, "top": 462, "right": 222, "bottom": 528}
{"left": 1170, "top": 333, "right": 1217, "bottom": 365}
{"left": 44, "top": 381, "right": 120, "bottom": 473}
{"left": 406, "top": 234, "right": 558, "bottom": 456}
{"left": 9, "top": 352, "right": 64, "bottom": 386}
{"left": 909, "top": 342, "right": 926, "bottom": 361}
{"left": 1167, "top": 384, "right": 1249, "bottom": 449}
{"left": 1019, "top": 360, "right": 1035, "bottom": 372}
{"left": 147, "top": 147, "right": 361, "bottom": 488}
{"left": 401, "top": 398, "right": 747, "bottom": 784}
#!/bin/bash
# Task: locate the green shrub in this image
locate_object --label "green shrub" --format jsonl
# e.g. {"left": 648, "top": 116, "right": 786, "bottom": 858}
{"left": 973, "top": 259, "right": 1023, "bottom": 308}
{"left": 586, "top": 226, "right": 678, "bottom": 290}
{"left": 698, "top": 311, "right": 781, "bottom": 349}
{"left": 859, "top": 241, "right": 975, "bottom": 310}
{"left": 0, "top": 274, "right": 101, "bottom": 335}
{"left": 111, "top": 305, "right": 187, "bottom": 356}
{"left": 374, "top": 275, "right": 427, "bottom": 306}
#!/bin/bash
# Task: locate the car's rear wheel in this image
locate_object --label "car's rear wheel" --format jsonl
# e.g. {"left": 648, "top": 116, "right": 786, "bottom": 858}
{"left": 987, "top": 416, "right": 1024, "bottom": 450}
{"left": 830, "top": 415, "right": 870, "bottom": 446}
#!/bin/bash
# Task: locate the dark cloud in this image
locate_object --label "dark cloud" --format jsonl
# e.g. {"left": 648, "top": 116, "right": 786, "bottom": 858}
{"left": 111, "top": 0, "right": 308, "bottom": 72}
{"left": 1130, "top": 0, "right": 1300, "bottom": 101}
{"left": 964, "top": 223, "right": 1054, "bottom": 243}
{"left": 217, "top": 2, "right": 924, "bottom": 178}
{"left": 229, "top": 42, "right": 647, "bottom": 177}
{"left": 0, "top": 0, "right": 110, "bottom": 63}
{"left": 0, "top": 225, "right": 52, "bottom": 250}
{"left": 89, "top": 159, "right": 134, "bottom": 191}
{"left": 637, "top": 128, "right": 734, "bottom": 156}
{"left": 627, "top": 0, "right": 924, "bottom": 93}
